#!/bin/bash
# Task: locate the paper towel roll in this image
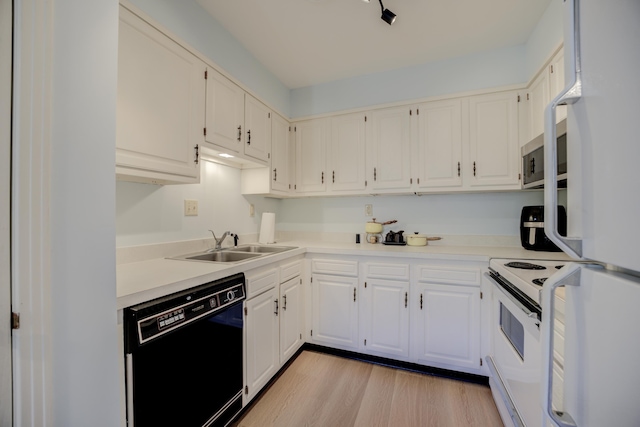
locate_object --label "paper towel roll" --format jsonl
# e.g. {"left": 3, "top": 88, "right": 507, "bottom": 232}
{"left": 258, "top": 212, "right": 276, "bottom": 244}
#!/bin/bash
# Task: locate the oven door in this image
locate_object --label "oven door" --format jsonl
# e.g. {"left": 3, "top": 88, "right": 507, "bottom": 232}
{"left": 485, "top": 273, "right": 543, "bottom": 427}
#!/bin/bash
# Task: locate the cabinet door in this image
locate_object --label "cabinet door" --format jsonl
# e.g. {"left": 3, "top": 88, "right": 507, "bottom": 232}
{"left": 244, "top": 95, "right": 271, "bottom": 162}
{"left": 413, "top": 283, "right": 480, "bottom": 371}
{"left": 549, "top": 48, "right": 566, "bottom": 123}
{"left": 295, "top": 119, "right": 327, "bottom": 193}
{"left": 527, "top": 70, "right": 550, "bottom": 141}
{"left": 311, "top": 274, "right": 358, "bottom": 349}
{"left": 468, "top": 91, "right": 520, "bottom": 188}
{"left": 330, "top": 112, "right": 366, "bottom": 192}
{"left": 271, "top": 113, "right": 290, "bottom": 193}
{"left": 362, "top": 278, "right": 409, "bottom": 358}
{"left": 117, "top": 6, "right": 204, "bottom": 183}
{"left": 416, "top": 99, "right": 463, "bottom": 189}
{"left": 280, "top": 277, "right": 303, "bottom": 363}
{"left": 204, "top": 68, "right": 244, "bottom": 153}
{"left": 367, "top": 106, "right": 412, "bottom": 191}
{"left": 245, "top": 287, "right": 279, "bottom": 401}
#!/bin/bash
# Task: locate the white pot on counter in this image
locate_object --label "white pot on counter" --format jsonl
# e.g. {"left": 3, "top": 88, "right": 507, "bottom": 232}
{"left": 406, "top": 232, "right": 442, "bottom": 246}
{"left": 407, "top": 232, "right": 428, "bottom": 246}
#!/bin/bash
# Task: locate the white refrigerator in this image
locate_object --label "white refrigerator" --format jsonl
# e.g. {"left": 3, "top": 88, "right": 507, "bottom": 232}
{"left": 541, "top": 0, "right": 640, "bottom": 426}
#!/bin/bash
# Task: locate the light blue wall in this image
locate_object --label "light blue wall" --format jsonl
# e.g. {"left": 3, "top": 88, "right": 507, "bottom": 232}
{"left": 290, "top": 45, "right": 527, "bottom": 118}
{"left": 524, "top": 0, "right": 564, "bottom": 81}
{"left": 127, "top": 0, "right": 291, "bottom": 116}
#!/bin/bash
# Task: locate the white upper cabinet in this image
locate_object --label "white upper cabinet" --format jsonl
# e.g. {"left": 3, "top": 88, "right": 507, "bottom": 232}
{"left": 270, "top": 113, "right": 290, "bottom": 193}
{"left": 415, "top": 99, "right": 463, "bottom": 189}
{"left": 330, "top": 112, "right": 367, "bottom": 193}
{"left": 204, "top": 68, "right": 244, "bottom": 153}
{"left": 467, "top": 91, "right": 520, "bottom": 188}
{"left": 116, "top": 5, "right": 205, "bottom": 184}
{"left": 523, "top": 46, "right": 566, "bottom": 144}
{"left": 366, "top": 106, "right": 413, "bottom": 192}
{"left": 527, "top": 70, "right": 550, "bottom": 142}
{"left": 244, "top": 95, "right": 272, "bottom": 163}
{"left": 549, "top": 48, "right": 567, "bottom": 123}
{"left": 295, "top": 118, "right": 328, "bottom": 193}
{"left": 204, "top": 69, "right": 271, "bottom": 165}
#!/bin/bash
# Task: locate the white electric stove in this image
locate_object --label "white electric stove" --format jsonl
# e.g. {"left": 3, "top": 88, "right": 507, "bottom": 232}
{"left": 489, "top": 258, "right": 568, "bottom": 308}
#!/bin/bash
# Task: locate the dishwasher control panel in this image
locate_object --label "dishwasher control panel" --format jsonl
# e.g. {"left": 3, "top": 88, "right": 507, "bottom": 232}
{"left": 124, "top": 274, "right": 246, "bottom": 349}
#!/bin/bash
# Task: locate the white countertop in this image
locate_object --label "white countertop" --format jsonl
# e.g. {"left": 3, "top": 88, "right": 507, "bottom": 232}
{"left": 116, "top": 240, "right": 571, "bottom": 310}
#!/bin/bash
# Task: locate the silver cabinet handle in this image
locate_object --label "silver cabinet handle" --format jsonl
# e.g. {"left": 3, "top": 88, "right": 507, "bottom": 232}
{"left": 544, "top": 0, "right": 583, "bottom": 259}
{"left": 541, "top": 263, "right": 581, "bottom": 427}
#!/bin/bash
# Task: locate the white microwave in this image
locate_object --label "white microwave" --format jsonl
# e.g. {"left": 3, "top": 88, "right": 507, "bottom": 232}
{"left": 521, "top": 118, "right": 567, "bottom": 189}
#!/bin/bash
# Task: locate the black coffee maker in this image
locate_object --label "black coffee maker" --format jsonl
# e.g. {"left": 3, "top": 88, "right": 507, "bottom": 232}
{"left": 520, "top": 206, "right": 567, "bottom": 252}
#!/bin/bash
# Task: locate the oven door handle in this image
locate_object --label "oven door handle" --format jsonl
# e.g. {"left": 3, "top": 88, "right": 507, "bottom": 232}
{"left": 484, "top": 273, "right": 539, "bottom": 320}
{"left": 541, "top": 264, "right": 581, "bottom": 427}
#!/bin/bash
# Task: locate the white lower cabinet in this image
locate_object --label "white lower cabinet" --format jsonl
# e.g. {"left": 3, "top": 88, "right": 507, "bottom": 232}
{"left": 361, "top": 278, "right": 410, "bottom": 359}
{"left": 244, "top": 282, "right": 279, "bottom": 402}
{"left": 311, "top": 274, "right": 359, "bottom": 350}
{"left": 279, "top": 276, "right": 304, "bottom": 363}
{"left": 412, "top": 283, "right": 481, "bottom": 372}
{"left": 244, "top": 259, "right": 303, "bottom": 403}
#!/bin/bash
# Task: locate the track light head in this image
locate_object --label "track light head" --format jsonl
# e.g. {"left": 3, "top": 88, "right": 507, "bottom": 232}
{"left": 381, "top": 8, "right": 396, "bottom": 25}
{"left": 378, "top": 0, "right": 396, "bottom": 25}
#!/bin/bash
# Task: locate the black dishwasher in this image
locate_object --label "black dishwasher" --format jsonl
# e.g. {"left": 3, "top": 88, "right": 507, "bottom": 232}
{"left": 124, "top": 273, "right": 245, "bottom": 427}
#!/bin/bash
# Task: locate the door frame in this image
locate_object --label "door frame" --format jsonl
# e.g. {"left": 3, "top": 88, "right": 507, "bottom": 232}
{"left": 10, "top": 1, "right": 54, "bottom": 425}
{"left": 1, "top": 0, "right": 13, "bottom": 424}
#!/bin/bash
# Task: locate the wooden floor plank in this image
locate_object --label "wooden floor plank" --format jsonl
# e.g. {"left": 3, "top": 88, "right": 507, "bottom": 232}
{"left": 232, "top": 351, "right": 502, "bottom": 427}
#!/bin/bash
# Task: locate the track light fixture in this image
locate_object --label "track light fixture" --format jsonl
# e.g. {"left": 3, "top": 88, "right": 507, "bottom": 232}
{"left": 378, "top": 0, "right": 396, "bottom": 25}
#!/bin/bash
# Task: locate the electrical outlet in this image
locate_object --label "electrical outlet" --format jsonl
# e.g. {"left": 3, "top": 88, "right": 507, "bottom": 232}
{"left": 365, "top": 204, "right": 373, "bottom": 216}
{"left": 249, "top": 204, "right": 255, "bottom": 217}
{"left": 184, "top": 199, "right": 198, "bottom": 216}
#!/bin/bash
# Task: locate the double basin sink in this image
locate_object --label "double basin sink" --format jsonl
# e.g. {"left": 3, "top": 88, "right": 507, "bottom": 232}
{"left": 169, "top": 244, "right": 298, "bottom": 264}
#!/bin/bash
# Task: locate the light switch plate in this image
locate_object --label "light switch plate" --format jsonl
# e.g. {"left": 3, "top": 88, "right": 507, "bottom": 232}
{"left": 365, "top": 204, "right": 373, "bottom": 216}
{"left": 184, "top": 199, "right": 198, "bottom": 216}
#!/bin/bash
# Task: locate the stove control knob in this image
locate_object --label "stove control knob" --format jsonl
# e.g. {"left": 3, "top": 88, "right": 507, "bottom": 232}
{"left": 227, "top": 290, "right": 235, "bottom": 302}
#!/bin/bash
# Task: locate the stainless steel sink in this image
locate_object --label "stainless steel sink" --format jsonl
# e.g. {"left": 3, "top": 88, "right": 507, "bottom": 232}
{"left": 231, "top": 244, "right": 297, "bottom": 254}
{"left": 168, "top": 244, "right": 297, "bottom": 263}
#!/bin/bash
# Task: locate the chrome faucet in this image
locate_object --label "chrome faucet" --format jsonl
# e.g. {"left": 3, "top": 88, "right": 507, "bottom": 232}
{"left": 208, "top": 230, "right": 236, "bottom": 250}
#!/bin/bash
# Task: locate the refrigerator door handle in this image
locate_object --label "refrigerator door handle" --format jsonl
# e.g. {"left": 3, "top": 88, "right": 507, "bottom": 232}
{"left": 541, "top": 263, "right": 581, "bottom": 427}
{"left": 544, "top": 0, "right": 583, "bottom": 259}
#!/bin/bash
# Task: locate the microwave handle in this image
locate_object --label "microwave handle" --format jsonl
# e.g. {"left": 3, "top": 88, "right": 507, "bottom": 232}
{"left": 541, "top": 263, "right": 581, "bottom": 427}
{"left": 544, "top": 0, "right": 583, "bottom": 259}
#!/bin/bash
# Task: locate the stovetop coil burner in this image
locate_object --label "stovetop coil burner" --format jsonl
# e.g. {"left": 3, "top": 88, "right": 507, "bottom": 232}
{"left": 505, "top": 261, "right": 547, "bottom": 270}
{"left": 532, "top": 278, "right": 547, "bottom": 286}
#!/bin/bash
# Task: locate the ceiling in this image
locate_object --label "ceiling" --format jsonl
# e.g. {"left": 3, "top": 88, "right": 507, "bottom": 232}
{"left": 196, "top": 0, "right": 552, "bottom": 89}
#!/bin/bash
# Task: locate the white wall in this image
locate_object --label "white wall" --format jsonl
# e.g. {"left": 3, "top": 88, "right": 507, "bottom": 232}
{"left": 278, "top": 191, "right": 546, "bottom": 238}
{"left": 127, "top": 0, "right": 291, "bottom": 117}
{"left": 50, "top": 0, "right": 120, "bottom": 425}
{"left": 116, "top": 161, "right": 281, "bottom": 247}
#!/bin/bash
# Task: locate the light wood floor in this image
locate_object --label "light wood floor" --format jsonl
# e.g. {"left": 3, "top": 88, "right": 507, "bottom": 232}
{"left": 232, "top": 350, "right": 503, "bottom": 427}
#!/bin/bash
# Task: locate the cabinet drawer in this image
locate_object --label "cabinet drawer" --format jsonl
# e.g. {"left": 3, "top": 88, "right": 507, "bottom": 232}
{"left": 245, "top": 267, "right": 278, "bottom": 299}
{"left": 311, "top": 259, "right": 358, "bottom": 277}
{"left": 280, "top": 260, "right": 302, "bottom": 283}
{"left": 364, "top": 263, "right": 410, "bottom": 281}
{"left": 415, "top": 265, "right": 480, "bottom": 286}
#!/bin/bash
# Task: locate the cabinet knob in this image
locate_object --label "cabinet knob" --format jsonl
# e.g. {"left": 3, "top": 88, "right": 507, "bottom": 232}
{"left": 473, "top": 161, "right": 477, "bottom": 177}
{"left": 457, "top": 162, "right": 461, "bottom": 177}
